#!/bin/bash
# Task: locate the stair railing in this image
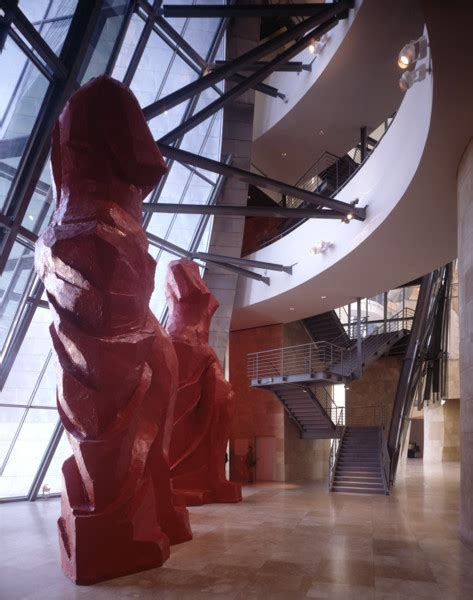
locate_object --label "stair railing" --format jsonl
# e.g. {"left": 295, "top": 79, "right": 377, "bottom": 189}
{"left": 345, "top": 403, "right": 386, "bottom": 428}
{"left": 379, "top": 427, "right": 391, "bottom": 492}
{"left": 248, "top": 340, "right": 352, "bottom": 382}
{"left": 328, "top": 414, "right": 345, "bottom": 491}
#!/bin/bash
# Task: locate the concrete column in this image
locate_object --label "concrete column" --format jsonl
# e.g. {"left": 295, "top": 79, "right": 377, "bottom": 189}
{"left": 204, "top": 13, "right": 259, "bottom": 365}
{"left": 458, "top": 137, "right": 473, "bottom": 548}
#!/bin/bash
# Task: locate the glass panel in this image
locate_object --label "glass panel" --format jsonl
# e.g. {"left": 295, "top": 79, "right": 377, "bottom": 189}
{"left": 111, "top": 12, "right": 146, "bottom": 81}
{"left": 0, "top": 406, "right": 25, "bottom": 468}
{"left": 19, "top": 0, "right": 79, "bottom": 56}
{"left": 0, "top": 36, "right": 49, "bottom": 213}
{"left": 0, "top": 408, "right": 57, "bottom": 498}
{"left": 0, "top": 242, "right": 35, "bottom": 352}
{"left": 39, "top": 430, "right": 70, "bottom": 495}
{"left": 81, "top": 3, "right": 129, "bottom": 83}
{"left": 1, "top": 306, "right": 51, "bottom": 403}
{"left": 20, "top": 158, "right": 53, "bottom": 233}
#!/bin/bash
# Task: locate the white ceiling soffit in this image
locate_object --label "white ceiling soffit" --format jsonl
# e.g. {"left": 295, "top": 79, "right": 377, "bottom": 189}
{"left": 251, "top": 0, "right": 425, "bottom": 186}
{"left": 232, "top": 1, "right": 473, "bottom": 330}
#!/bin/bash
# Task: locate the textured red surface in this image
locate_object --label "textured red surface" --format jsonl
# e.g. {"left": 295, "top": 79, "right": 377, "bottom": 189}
{"left": 166, "top": 259, "right": 242, "bottom": 506}
{"left": 35, "top": 76, "right": 191, "bottom": 585}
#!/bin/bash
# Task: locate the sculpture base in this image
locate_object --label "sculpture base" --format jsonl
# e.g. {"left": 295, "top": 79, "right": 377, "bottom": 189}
{"left": 175, "top": 481, "right": 242, "bottom": 507}
{"left": 58, "top": 511, "right": 169, "bottom": 585}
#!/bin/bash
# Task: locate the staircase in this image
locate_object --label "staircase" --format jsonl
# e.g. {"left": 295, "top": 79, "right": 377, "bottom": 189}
{"left": 303, "top": 310, "right": 351, "bottom": 348}
{"left": 331, "top": 427, "right": 388, "bottom": 495}
{"left": 267, "top": 384, "right": 339, "bottom": 439}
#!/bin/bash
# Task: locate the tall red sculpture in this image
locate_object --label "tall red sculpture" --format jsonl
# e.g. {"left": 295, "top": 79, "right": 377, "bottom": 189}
{"left": 165, "top": 259, "right": 242, "bottom": 506}
{"left": 34, "top": 76, "right": 191, "bottom": 585}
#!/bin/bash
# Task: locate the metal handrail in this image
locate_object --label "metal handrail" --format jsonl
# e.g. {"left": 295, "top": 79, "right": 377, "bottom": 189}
{"left": 329, "top": 414, "right": 345, "bottom": 490}
{"left": 345, "top": 404, "right": 386, "bottom": 428}
{"left": 379, "top": 427, "right": 390, "bottom": 492}
{"left": 248, "top": 307, "right": 415, "bottom": 382}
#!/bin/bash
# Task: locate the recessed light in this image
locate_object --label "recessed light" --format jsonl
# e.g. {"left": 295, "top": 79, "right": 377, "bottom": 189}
{"left": 28, "top": 215, "right": 34, "bottom": 221}
{"left": 289, "top": 307, "right": 295, "bottom": 311}
{"left": 347, "top": 212, "right": 353, "bottom": 221}
{"left": 308, "top": 43, "right": 316, "bottom": 54}
{"left": 281, "top": 152, "right": 287, "bottom": 157}
{"left": 164, "top": 110, "right": 168, "bottom": 115}
{"left": 319, "top": 129, "right": 324, "bottom": 136}
{"left": 321, "top": 295, "right": 327, "bottom": 299}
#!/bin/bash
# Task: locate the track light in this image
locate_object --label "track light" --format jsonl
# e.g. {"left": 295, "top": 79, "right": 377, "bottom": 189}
{"left": 308, "top": 34, "right": 329, "bottom": 56}
{"left": 399, "top": 63, "right": 429, "bottom": 92}
{"left": 398, "top": 36, "right": 428, "bottom": 70}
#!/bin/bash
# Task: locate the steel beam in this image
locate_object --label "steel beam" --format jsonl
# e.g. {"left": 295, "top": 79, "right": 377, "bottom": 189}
{"left": 214, "top": 60, "right": 311, "bottom": 72}
{"left": 142, "top": 202, "right": 349, "bottom": 220}
{"left": 147, "top": 232, "right": 270, "bottom": 284}
{"left": 194, "top": 252, "right": 292, "bottom": 274}
{"left": 143, "top": 1, "right": 350, "bottom": 118}
{"left": 158, "top": 17, "right": 339, "bottom": 145}
{"left": 156, "top": 144, "right": 366, "bottom": 219}
{"left": 161, "top": 4, "right": 334, "bottom": 19}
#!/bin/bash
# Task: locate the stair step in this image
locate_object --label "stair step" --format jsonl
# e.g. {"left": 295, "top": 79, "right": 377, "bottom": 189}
{"left": 333, "top": 480, "right": 384, "bottom": 489}
{"left": 335, "top": 475, "right": 383, "bottom": 482}
{"left": 331, "top": 486, "right": 386, "bottom": 495}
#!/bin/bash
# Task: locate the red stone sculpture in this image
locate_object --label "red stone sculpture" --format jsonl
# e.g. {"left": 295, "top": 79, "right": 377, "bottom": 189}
{"left": 165, "top": 259, "right": 242, "bottom": 506}
{"left": 34, "top": 76, "right": 191, "bottom": 585}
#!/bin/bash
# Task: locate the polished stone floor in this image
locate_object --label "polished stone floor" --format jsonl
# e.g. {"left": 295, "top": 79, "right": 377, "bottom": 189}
{"left": 1, "top": 462, "right": 472, "bottom": 599}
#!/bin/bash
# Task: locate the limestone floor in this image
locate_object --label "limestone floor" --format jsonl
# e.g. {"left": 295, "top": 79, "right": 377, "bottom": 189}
{"left": 1, "top": 461, "right": 472, "bottom": 599}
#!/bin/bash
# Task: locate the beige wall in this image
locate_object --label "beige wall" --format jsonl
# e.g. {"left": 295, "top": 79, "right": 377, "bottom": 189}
{"left": 346, "top": 356, "right": 402, "bottom": 431}
{"left": 423, "top": 399, "right": 460, "bottom": 463}
{"left": 284, "top": 415, "right": 330, "bottom": 482}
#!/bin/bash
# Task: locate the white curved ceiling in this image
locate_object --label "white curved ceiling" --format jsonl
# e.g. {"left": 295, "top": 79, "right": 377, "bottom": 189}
{"left": 232, "top": 0, "right": 473, "bottom": 330}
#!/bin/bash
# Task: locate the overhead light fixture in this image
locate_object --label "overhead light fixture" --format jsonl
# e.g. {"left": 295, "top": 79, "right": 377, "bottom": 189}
{"left": 398, "top": 36, "right": 428, "bottom": 70}
{"left": 399, "top": 63, "right": 429, "bottom": 92}
{"left": 321, "top": 295, "right": 327, "bottom": 299}
{"left": 289, "top": 307, "right": 295, "bottom": 311}
{"left": 346, "top": 212, "right": 353, "bottom": 221}
{"left": 309, "top": 240, "right": 333, "bottom": 255}
{"left": 308, "top": 34, "right": 329, "bottom": 56}
{"left": 28, "top": 215, "right": 34, "bottom": 221}
{"left": 318, "top": 129, "right": 325, "bottom": 136}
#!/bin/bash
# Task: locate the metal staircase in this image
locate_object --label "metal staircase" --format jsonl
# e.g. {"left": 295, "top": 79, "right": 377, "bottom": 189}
{"left": 330, "top": 427, "right": 389, "bottom": 495}
{"left": 303, "top": 310, "right": 351, "bottom": 348}
{"left": 268, "top": 384, "right": 342, "bottom": 439}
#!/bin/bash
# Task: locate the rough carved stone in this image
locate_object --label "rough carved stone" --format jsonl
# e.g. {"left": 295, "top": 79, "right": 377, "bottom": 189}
{"left": 34, "top": 76, "right": 191, "bottom": 585}
{"left": 165, "top": 259, "right": 242, "bottom": 506}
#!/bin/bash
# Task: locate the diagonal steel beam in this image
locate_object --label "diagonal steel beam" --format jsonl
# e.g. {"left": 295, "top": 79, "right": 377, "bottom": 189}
{"left": 194, "top": 252, "right": 292, "bottom": 274}
{"left": 161, "top": 4, "right": 336, "bottom": 19}
{"left": 141, "top": 202, "right": 349, "bottom": 220}
{"left": 158, "top": 17, "right": 339, "bottom": 145}
{"left": 156, "top": 144, "right": 366, "bottom": 219}
{"left": 146, "top": 232, "right": 270, "bottom": 284}
{"left": 214, "top": 60, "right": 311, "bottom": 72}
{"left": 143, "top": 1, "right": 350, "bottom": 119}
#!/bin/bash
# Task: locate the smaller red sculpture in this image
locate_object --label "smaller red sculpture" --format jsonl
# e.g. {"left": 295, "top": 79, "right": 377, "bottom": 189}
{"left": 166, "top": 259, "right": 242, "bottom": 506}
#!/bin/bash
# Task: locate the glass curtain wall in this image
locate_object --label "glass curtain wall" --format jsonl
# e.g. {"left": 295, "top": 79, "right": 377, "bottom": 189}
{"left": 0, "top": 0, "right": 227, "bottom": 500}
{"left": 335, "top": 285, "right": 420, "bottom": 340}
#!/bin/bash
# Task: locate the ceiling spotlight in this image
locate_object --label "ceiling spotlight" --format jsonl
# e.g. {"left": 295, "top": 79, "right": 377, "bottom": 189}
{"left": 346, "top": 212, "right": 353, "bottom": 221}
{"left": 289, "top": 307, "right": 295, "bottom": 311}
{"left": 28, "top": 214, "right": 34, "bottom": 221}
{"left": 318, "top": 129, "right": 325, "bottom": 136}
{"left": 281, "top": 152, "right": 287, "bottom": 157}
{"left": 399, "top": 64, "right": 430, "bottom": 92}
{"left": 321, "top": 295, "right": 327, "bottom": 299}
{"left": 398, "top": 36, "right": 428, "bottom": 70}
{"left": 308, "top": 43, "right": 316, "bottom": 54}
{"left": 309, "top": 240, "right": 333, "bottom": 255}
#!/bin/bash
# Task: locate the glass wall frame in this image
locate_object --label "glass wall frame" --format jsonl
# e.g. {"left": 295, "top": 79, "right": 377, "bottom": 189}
{"left": 0, "top": 0, "right": 228, "bottom": 501}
